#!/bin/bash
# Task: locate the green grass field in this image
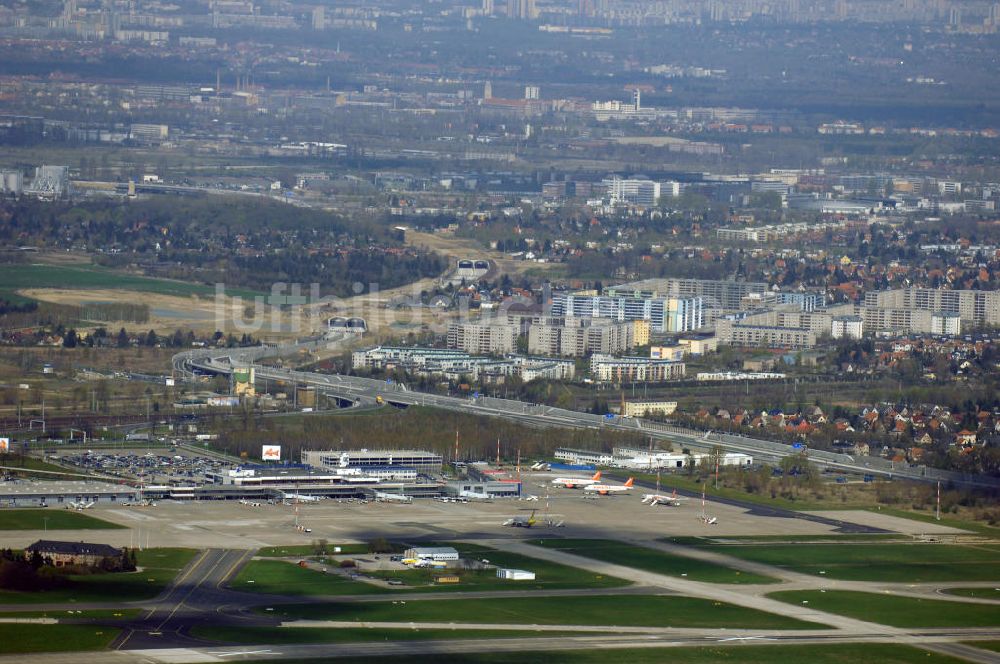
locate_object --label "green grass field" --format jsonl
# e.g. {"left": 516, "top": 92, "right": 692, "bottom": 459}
{"left": 0, "top": 263, "right": 259, "bottom": 301}
{"left": 0, "top": 455, "right": 76, "bottom": 476}
{"left": 767, "top": 590, "right": 1000, "bottom": 628}
{"left": 235, "top": 545, "right": 629, "bottom": 595}
{"left": 528, "top": 538, "right": 777, "bottom": 584}
{"left": 942, "top": 588, "right": 1000, "bottom": 600}
{"left": 0, "top": 623, "right": 120, "bottom": 654}
{"left": 0, "top": 548, "right": 197, "bottom": 605}
{"left": 678, "top": 542, "right": 1000, "bottom": 583}
{"left": 372, "top": 542, "right": 629, "bottom": 592}
{"left": 0, "top": 609, "right": 140, "bottom": 619}
{"left": 665, "top": 534, "right": 902, "bottom": 545}
{"left": 870, "top": 507, "right": 1000, "bottom": 537}
{"left": 189, "top": 625, "right": 593, "bottom": 645}
{"left": 0, "top": 509, "right": 124, "bottom": 531}
{"left": 268, "top": 595, "right": 822, "bottom": 630}
{"left": 316, "top": 644, "right": 971, "bottom": 664}
{"left": 232, "top": 560, "right": 392, "bottom": 596}
{"left": 255, "top": 544, "right": 370, "bottom": 558}
{"left": 967, "top": 641, "right": 1000, "bottom": 653}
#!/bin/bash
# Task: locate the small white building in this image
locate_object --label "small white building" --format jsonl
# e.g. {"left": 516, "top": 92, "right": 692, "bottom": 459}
{"left": 404, "top": 547, "right": 459, "bottom": 562}
{"left": 554, "top": 448, "right": 613, "bottom": 466}
{"left": 497, "top": 568, "right": 536, "bottom": 581}
{"left": 612, "top": 449, "right": 753, "bottom": 470}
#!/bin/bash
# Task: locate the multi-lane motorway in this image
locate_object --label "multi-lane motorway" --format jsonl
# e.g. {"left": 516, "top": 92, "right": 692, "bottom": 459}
{"left": 173, "top": 343, "right": 1000, "bottom": 490}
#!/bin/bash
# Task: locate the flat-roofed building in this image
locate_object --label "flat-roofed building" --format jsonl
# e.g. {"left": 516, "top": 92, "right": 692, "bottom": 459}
{"left": 554, "top": 447, "right": 613, "bottom": 465}
{"left": 605, "top": 278, "right": 768, "bottom": 311}
{"left": 551, "top": 292, "right": 703, "bottom": 333}
{"left": 527, "top": 317, "right": 636, "bottom": 357}
{"left": 404, "top": 547, "right": 459, "bottom": 561}
{"left": 447, "top": 321, "right": 519, "bottom": 355}
{"left": 615, "top": 400, "right": 678, "bottom": 417}
{"left": 303, "top": 449, "right": 443, "bottom": 474}
{"left": 863, "top": 288, "right": 1000, "bottom": 327}
{"left": 590, "top": 354, "right": 686, "bottom": 382}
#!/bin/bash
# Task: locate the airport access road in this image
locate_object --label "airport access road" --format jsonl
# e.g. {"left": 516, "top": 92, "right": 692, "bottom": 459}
{"left": 175, "top": 345, "right": 1000, "bottom": 490}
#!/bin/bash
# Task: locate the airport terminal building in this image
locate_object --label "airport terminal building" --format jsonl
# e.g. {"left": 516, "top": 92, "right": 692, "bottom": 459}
{"left": 302, "top": 449, "right": 443, "bottom": 474}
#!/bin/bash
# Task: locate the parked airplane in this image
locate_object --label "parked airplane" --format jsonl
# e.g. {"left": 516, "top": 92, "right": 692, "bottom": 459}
{"left": 530, "top": 462, "right": 550, "bottom": 471}
{"left": 551, "top": 471, "right": 601, "bottom": 489}
{"left": 503, "top": 509, "right": 537, "bottom": 527}
{"left": 584, "top": 477, "right": 635, "bottom": 495}
{"left": 282, "top": 493, "right": 323, "bottom": 503}
{"left": 374, "top": 491, "right": 412, "bottom": 504}
{"left": 68, "top": 501, "right": 95, "bottom": 510}
{"left": 641, "top": 489, "right": 689, "bottom": 506}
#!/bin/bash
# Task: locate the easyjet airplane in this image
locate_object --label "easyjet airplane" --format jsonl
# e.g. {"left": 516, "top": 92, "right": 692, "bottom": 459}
{"left": 551, "top": 471, "right": 601, "bottom": 489}
{"left": 584, "top": 477, "right": 635, "bottom": 495}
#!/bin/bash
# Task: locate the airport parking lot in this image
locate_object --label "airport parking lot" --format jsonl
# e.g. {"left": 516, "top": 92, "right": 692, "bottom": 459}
{"left": 48, "top": 448, "right": 235, "bottom": 486}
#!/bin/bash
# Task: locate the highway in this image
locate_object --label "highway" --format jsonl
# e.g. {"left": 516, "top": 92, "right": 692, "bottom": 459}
{"left": 173, "top": 343, "right": 1000, "bottom": 490}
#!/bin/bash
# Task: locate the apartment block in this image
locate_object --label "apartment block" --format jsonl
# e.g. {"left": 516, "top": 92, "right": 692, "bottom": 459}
{"left": 551, "top": 292, "right": 703, "bottom": 333}
{"left": 863, "top": 288, "right": 1000, "bottom": 327}
{"left": 527, "top": 317, "right": 636, "bottom": 357}
{"left": 589, "top": 354, "right": 686, "bottom": 383}
{"left": 447, "top": 321, "right": 519, "bottom": 355}
{"left": 604, "top": 278, "right": 768, "bottom": 311}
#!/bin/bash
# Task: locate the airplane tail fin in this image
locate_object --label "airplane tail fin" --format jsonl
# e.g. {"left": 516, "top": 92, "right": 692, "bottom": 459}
{"left": 592, "top": 471, "right": 602, "bottom": 481}
{"left": 624, "top": 477, "right": 634, "bottom": 488}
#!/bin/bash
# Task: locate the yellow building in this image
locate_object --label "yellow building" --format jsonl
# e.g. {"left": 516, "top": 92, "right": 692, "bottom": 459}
{"left": 632, "top": 320, "right": 650, "bottom": 346}
{"left": 617, "top": 400, "right": 678, "bottom": 418}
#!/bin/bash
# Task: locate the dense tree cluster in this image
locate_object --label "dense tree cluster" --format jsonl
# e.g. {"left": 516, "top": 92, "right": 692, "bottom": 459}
{"left": 0, "top": 197, "right": 445, "bottom": 296}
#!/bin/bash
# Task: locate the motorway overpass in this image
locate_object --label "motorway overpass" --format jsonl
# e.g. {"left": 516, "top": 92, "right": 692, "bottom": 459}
{"left": 172, "top": 342, "right": 1000, "bottom": 490}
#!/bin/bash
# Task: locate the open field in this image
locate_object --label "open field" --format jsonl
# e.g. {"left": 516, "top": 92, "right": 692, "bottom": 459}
{"left": 529, "top": 538, "right": 778, "bottom": 584}
{"left": 0, "top": 456, "right": 73, "bottom": 475}
{"left": 267, "top": 596, "right": 823, "bottom": 630}
{"left": 0, "top": 548, "right": 196, "bottom": 605}
{"left": 666, "top": 534, "right": 903, "bottom": 544}
{"left": 235, "top": 543, "right": 629, "bottom": 595}
{"left": 967, "top": 641, "right": 1000, "bottom": 653}
{"left": 674, "top": 542, "right": 1000, "bottom": 583}
{"left": 0, "top": 623, "right": 120, "bottom": 654}
{"left": 0, "top": 509, "right": 124, "bottom": 531}
{"left": 942, "top": 588, "right": 1000, "bottom": 600}
{"left": 255, "top": 543, "right": 370, "bottom": 557}
{"left": 0, "top": 609, "right": 140, "bottom": 619}
{"left": 189, "top": 625, "right": 593, "bottom": 645}
{"left": 767, "top": 590, "right": 1000, "bottom": 628}
{"left": 0, "top": 263, "right": 253, "bottom": 299}
{"left": 322, "top": 644, "right": 972, "bottom": 664}
{"left": 232, "top": 560, "right": 392, "bottom": 596}
{"left": 364, "top": 541, "right": 630, "bottom": 592}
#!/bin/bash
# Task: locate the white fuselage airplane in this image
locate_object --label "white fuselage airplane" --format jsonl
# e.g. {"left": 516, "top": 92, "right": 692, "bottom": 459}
{"left": 374, "top": 491, "right": 412, "bottom": 504}
{"left": 551, "top": 471, "right": 601, "bottom": 489}
{"left": 282, "top": 493, "right": 322, "bottom": 503}
{"left": 641, "top": 490, "right": 689, "bottom": 506}
{"left": 584, "top": 477, "right": 634, "bottom": 495}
